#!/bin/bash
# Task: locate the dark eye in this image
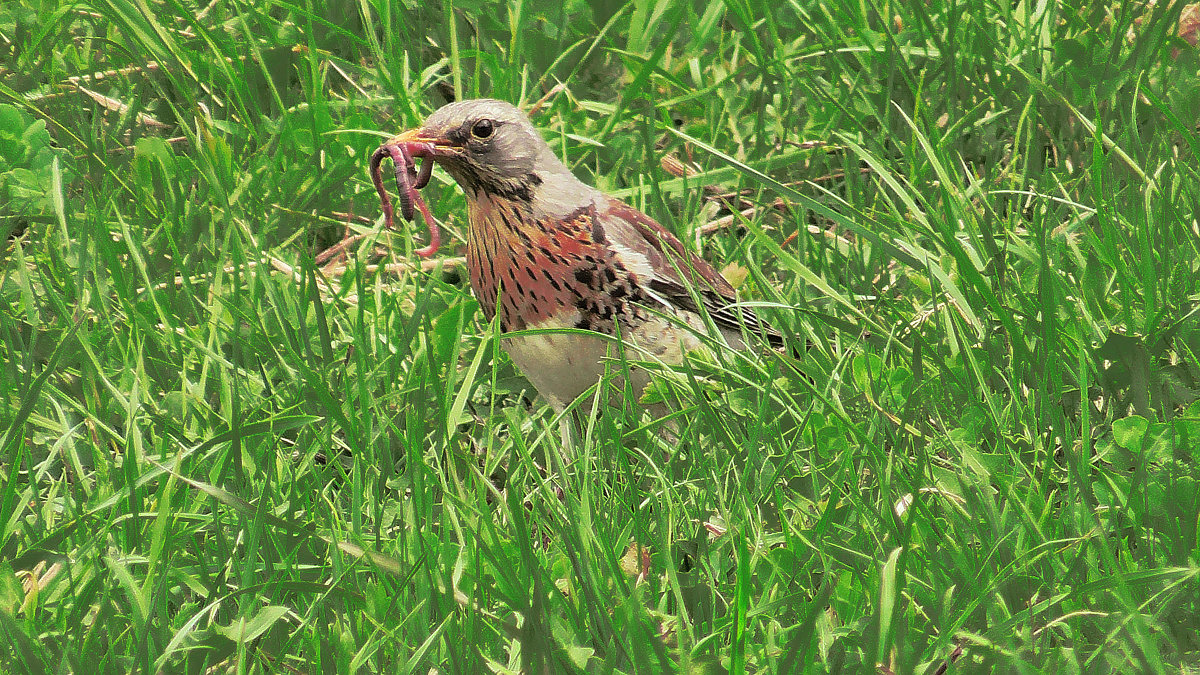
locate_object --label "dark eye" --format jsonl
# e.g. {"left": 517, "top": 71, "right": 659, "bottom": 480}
{"left": 471, "top": 119, "right": 494, "bottom": 139}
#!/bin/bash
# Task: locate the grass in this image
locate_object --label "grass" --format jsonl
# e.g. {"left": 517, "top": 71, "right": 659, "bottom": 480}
{"left": 2, "top": 0, "right": 1200, "bottom": 672}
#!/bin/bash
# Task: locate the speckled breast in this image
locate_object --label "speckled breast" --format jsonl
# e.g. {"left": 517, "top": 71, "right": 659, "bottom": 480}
{"left": 463, "top": 195, "right": 644, "bottom": 335}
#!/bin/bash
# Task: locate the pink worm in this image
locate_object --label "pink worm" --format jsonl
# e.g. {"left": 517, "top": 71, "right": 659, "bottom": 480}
{"left": 369, "top": 142, "right": 440, "bottom": 258}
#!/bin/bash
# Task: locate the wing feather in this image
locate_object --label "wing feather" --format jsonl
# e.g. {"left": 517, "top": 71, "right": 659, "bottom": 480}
{"left": 594, "top": 196, "right": 785, "bottom": 347}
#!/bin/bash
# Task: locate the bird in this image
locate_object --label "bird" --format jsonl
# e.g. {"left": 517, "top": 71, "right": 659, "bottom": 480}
{"left": 382, "top": 99, "right": 786, "bottom": 412}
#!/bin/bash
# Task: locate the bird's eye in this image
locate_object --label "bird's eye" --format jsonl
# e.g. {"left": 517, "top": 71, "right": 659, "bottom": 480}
{"left": 471, "top": 119, "right": 494, "bottom": 139}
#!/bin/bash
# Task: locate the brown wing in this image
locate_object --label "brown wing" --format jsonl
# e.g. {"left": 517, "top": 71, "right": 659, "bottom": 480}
{"left": 594, "top": 196, "right": 785, "bottom": 347}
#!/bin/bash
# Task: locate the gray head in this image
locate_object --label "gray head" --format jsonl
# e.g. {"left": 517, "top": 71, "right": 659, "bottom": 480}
{"left": 398, "top": 99, "right": 590, "bottom": 204}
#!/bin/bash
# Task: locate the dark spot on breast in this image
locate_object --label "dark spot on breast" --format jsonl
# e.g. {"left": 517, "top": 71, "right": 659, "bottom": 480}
{"left": 484, "top": 177, "right": 535, "bottom": 202}
{"left": 610, "top": 285, "right": 626, "bottom": 299}
{"left": 591, "top": 219, "right": 606, "bottom": 243}
{"left": 574, "top": 268, "right": 593, "bottom": 285}
{"left": 527, "top": 172, "right": 543, "bottom": 187}
{"left": 604, "top": 268, "right": 618, "bottom": 283}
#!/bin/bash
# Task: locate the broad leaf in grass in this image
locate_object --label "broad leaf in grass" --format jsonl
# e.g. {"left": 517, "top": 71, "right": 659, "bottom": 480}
{"left": 0, "top": 104, "right": 73, "bottom": 226}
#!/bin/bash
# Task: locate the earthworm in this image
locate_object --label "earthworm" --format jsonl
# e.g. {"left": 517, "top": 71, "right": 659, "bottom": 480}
{"left": 413, "top": 154, "right": 433, "bottom": 189}
{"left": 369, "top": 142, "right": 440, "bottom": 258}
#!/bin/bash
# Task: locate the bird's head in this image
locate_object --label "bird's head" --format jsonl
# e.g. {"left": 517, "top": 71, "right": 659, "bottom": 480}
{"left": 387, "top": 99, "right": 589, "bottom": 207}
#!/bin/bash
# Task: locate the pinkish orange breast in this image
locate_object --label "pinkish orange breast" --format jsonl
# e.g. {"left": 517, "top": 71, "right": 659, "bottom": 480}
{"left": 465, "top": 196, "right": 609, "bottom": 332}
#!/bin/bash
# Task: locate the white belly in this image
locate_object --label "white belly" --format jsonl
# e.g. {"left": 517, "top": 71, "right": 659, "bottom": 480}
{"left": 502, "top": 313, "right": 714, "bottom": 410}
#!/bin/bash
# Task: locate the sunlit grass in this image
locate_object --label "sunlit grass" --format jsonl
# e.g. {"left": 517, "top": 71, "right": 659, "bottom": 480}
{"left": 2, "top": 0, "right": 1199, "bottom": 672}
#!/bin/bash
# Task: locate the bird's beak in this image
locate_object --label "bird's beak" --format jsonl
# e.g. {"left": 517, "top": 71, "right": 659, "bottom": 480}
{"left": 385, "top": 128, "right": 462, "bottom": 161}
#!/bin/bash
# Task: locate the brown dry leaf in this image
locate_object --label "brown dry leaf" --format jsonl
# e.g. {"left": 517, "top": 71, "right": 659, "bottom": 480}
{"left": 618, "top": 543, "right": 652, "bottom": 584}
{"left": 1179, "top": 3, "right": 1200, "bottom": 48}
{"left": 77, "top": 86, "right": 169, "bottom": 128}
{"left": 660, "top": 152, "right": 693, "bottom": 178}
{"left": 703, "top": 515, "right": 727, "bottom": 538}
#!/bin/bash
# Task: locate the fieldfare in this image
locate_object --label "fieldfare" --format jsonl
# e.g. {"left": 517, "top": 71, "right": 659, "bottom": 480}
{"left": 373, "top": 99, "right": 785, "bottom": 411}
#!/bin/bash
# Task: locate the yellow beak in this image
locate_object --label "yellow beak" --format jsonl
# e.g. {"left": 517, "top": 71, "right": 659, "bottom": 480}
{"left": 389, "top": 128, "right": 434, "bottom": 144}
{"left": 382, "top": 128, "right": 465, "bottom": 163}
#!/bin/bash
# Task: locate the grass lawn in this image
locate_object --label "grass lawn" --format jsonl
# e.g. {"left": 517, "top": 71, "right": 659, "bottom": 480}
{"left": 3, "top": 0, "right": 1200, "bottom": 672}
